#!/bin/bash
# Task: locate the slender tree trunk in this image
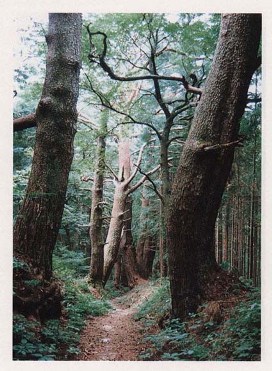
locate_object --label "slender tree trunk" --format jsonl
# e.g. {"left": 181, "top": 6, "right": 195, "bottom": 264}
{"left": 159, "top": 136, "right": 170, "bottom": 277}
{"left": 136, "top": 193, "right": 156, "bottom": 278}
{"left": 122, "top": 196, "right": 141, "bottom": 287}
{"left": 249, "top": 133, "right": 257, "bottom": 281}
{"left": 103, "top": 182, "right": 127, "bottom": 284}
{"left": 103, "top": 139, "right": 143, "bottom": 287}
{"left": 222, "top": 205, "right": 229, "bottom": 262}
{"left": 89, "top": 110, "right": 108, "bottom": 288}
{"left": 167, "top": 14, "right": 261, "bottom": 319}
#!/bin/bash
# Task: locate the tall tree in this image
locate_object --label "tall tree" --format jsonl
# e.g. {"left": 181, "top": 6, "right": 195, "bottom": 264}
{"left": 88, "top": 109, "right": 108, "bottom": 288}
{"left": 13, "top": 13, "right": 82, "bottom": 317}
{"left": 166, "top": 14, "right": 261, "bottom": 319}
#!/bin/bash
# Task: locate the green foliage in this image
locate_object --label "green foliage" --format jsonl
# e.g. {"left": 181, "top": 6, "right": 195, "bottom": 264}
{"left": 101, "top": 280, "right": 130, "bottom": 300}
{"left": 13, "top": 245, "right": 111, "bottom": 360}
{"left": 137, "top": 282, "right": 260, "bottom": 361}
{"left": 53, "top": 244, "right": 90, "bottom": 277}
{"left": 135, "top": 279, "right": 171, "bottom": 325}
{"left": 210, "top": 290, "right": 261, "bottom": 360}
{"left": 140, "top": 318, "right": 209, "bottom": 361}
{"left": 13, "top": 315, "right": 58, "bottom": 360}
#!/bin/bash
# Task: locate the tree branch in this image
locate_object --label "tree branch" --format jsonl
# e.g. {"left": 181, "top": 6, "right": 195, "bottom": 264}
{"left": 81, "top": 176, "right": 94, "bottom": 182}
{"left": 86, "top": 26, "right": 202, "bottom": 95}
{"left": 14, "top": 111, "right": 97, "bottom": 132}
{"left": 14, "top": 113, "right": 36, "bottom": 131}
{"left": 201, "top": 138, "right": 244, "bottom": 152}
{"left": 135, "top": 164, "right": 164, "bottom": 203}
{"left": 126, "top": 164, "right": 160, "bottom": 195}
{"left": 104, "top": 162, "right": 119, "bottom": 181}
{"left": 85, "top": 75, "right": 162, "bottom": 139}
{"left": 167, "top": 136, "right": 186, "bottom": 146}
{"left": 125, "top": 142, "right": 147, "bottom": 186}
{"left": 149, "top": 48, "right": 171, "bottom": 119}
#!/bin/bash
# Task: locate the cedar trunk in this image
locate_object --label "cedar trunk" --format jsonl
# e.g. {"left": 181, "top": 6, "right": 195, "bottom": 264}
{"left": 89, "top": 111, "right": 108, "bottom": 287}
{"left": 167, "top": 14, "right": 261, "bottom": 319}
{"left": 136, "top": 195, "right": 156, "bottom": 278}
{"left": 121, "top": 196, "right": 141, "bottom": 287}
{"left": 14, "top": 13, "right": 82, "bottom": 279}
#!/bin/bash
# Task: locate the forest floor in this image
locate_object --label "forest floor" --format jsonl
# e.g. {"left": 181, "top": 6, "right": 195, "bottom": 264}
{"left": 77, "top": 280, "right": 155, "bottom": 361}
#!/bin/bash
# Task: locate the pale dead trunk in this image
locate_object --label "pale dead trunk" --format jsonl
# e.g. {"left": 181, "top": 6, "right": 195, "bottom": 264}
{"left": 103, "top": 182, "right": 128, "bottom": 285}
{"left": 103, "top": 138, "right": 159, "bottom": 286}
{"left": 103, "top": 139, "right": 131, "bottom": 285}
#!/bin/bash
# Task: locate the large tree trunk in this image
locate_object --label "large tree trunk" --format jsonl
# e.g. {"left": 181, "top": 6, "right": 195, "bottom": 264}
{"left": 167, "top": 14, "right": 261, "bottom": 319}
{"left": 13, "top": 13, "right": 82, "bottom": 318}
{"left": 89, "top": 110, "right": 108, "bottom": 288}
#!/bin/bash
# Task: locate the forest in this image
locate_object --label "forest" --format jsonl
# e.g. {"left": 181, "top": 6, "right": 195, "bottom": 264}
{"left": 13, "top": 13, "right": 261, "bottom": 361}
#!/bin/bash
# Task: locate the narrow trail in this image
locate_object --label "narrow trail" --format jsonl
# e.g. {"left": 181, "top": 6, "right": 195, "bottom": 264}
{"left": 77, "top": 281, "right": 154, "bottom": 361}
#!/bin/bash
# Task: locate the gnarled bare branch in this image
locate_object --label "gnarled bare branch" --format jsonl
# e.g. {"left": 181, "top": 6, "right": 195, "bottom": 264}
{"left": 86, "top": 26, "right": 202, "bottom": 96}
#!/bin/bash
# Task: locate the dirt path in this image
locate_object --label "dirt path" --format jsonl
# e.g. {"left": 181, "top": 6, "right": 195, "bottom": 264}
{"left": 77, "top": 282, "right": 154, "bottom": 361}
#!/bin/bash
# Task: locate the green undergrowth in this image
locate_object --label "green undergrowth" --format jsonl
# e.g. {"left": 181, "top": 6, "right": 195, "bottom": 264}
{"left": 13, "top": 247, "right": 111, "bottom": 360}
{"left": 136, "top": 279, "right": 261, "bottom": 361}
{"left": 101, "top": 280, "right": 131, "bottom": 300}
{"left": 134, "top": 278, "right": 171, "bottom": 327}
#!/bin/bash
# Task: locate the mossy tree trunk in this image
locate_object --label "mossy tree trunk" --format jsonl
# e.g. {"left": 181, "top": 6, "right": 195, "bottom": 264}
{"left": 167, "top": 14, "right": 261, "bottom": 319}
{"left": 13, "top": 13, "right": 82, "bottom": 318}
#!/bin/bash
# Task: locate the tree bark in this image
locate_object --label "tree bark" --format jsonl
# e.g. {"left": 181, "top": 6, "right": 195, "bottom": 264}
{"left": 102, "top": 139, "right": 159, "bottom": 286}
{"left": 103, "top": 139, "right": 131, "bottom": 285}
{"left": 14, "top": 13, "right": 82, "bottom": 280}
{"left": 136, "top": 194, "right": 156, "bottom": 278}
{"left": 167, "top": 14, "right": 261, "bottom": 319}
{"left": 121, "top": 196, "right": 141, "bottom": 287}
{"left": 89, "top": 110, "right": 108, "bottom": 288}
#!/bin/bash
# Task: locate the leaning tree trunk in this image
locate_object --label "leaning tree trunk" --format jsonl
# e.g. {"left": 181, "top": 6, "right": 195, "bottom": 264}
{"left": 13, "top": 13, "right": 82, "bottom": 319}
{"left": 167, "top": 14, "right": 261, "bottom": 319}
{"left": 103, "top": 139, "right": 159, "bottom": 286}
{"left": 103, "top": 139, "right": 131, "bottom": 285}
